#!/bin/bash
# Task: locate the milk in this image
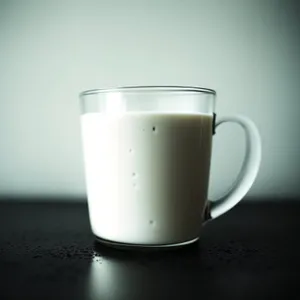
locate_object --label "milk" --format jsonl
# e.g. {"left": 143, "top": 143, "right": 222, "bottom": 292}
{"left": 81, "top": 112, "right": 213, "bottom": 245}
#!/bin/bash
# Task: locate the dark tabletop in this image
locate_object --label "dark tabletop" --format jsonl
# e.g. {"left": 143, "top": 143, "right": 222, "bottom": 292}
{"left": 0, "top": 200, "right": 299, "bottom": 300}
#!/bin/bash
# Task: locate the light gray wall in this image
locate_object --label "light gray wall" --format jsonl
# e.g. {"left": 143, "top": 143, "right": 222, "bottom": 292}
{"left": 0, "top": 0, "right": 299, "bottom": 201}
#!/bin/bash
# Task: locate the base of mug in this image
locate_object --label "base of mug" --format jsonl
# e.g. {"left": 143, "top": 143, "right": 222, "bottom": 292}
{"left": 94, "top": 235, "right": 200, "bottom": 251}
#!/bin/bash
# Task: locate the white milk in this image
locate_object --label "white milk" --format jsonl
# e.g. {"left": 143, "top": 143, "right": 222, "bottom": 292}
{"left": 81, "top": 112, "right": 213, "bottom": 245}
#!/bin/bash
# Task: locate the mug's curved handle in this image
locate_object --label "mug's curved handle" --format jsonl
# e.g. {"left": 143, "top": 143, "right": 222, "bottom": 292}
{"left": 205, "top": 115, "right": 262, "bottom": 220}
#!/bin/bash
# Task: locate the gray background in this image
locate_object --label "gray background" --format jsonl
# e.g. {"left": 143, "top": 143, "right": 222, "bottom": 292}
{"left": 0, "top": 0, "right": 299, "bottom": 201}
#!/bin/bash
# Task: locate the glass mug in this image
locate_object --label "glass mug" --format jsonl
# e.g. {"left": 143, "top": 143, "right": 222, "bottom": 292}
{"left": 79, "top": 86, "right": 261, "bottom": 249}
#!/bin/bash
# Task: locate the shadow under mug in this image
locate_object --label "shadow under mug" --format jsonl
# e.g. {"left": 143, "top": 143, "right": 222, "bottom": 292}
{"left": 78, "top": 86, "right": 261, "bottom": 249}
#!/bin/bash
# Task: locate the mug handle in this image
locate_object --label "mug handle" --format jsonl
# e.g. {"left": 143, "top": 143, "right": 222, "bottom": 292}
{"left": 204, "top": 115, "right": 262, "bottom": 221}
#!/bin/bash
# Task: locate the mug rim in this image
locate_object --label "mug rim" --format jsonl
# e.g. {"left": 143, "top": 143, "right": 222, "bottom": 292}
{"left": 80, "top": 85, "right": 216, "bottom": 97}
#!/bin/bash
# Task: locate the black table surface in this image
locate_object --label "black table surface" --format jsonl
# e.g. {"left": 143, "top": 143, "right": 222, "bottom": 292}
{"left": 0, "top": 200, "right": 299, "bottom": 300}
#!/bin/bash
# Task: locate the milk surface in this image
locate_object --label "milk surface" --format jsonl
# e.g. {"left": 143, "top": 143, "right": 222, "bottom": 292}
{"left": 81, "top": 112, "right": 213, "bottom": 245}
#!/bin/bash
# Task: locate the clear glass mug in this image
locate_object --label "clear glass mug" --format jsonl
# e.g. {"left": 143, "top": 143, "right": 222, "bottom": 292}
{"left": 79, "top": 86, "right": 261, "bottom": 249}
